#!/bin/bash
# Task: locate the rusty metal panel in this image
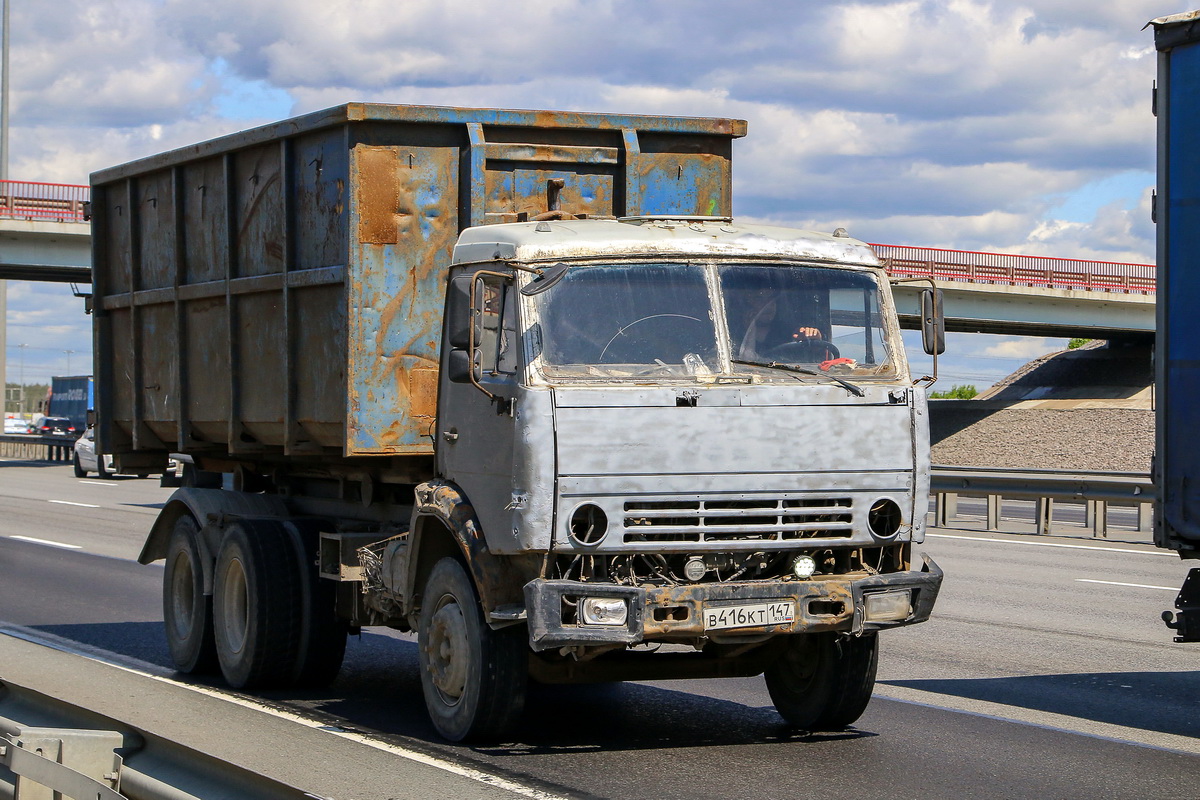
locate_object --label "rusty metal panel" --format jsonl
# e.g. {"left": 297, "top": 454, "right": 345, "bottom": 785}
{"left": 347, "top": 144, "right": 458, "bottom": 455}
{"left": 633, "top": 132, "right": 733, "bottom": 217}
{"left": 135, "top": 169, "right": 176, "bottom": 290}
{"left": 485, "top": 167, "right": 615, "bottom": 220}
{"left": 180, "top": 157, "right": 229, "bottom": 284}
{"left": 101, "top": 181, "right": 132, "bottom": 294}
{"left": 233, "top": 144, "right": 284, "bottom": 278}
{"left": 294, "top": 130, "right": 349, "bottom": 270}
{"left": 293, "top": 284, "right": 345, "bottom": 448}
{"left": 236, "top": 291, "right": 286, "bottom": 445}
{"left": 184, "top": 295, "right": 231, "bottom": 445}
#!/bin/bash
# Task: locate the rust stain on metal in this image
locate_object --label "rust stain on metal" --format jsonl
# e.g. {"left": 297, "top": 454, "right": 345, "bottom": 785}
{"left": 356, "top": 147, "right": 401, "bottom": 245}
{"left": 407, "top": 363, "right": 439, "bottom": 419}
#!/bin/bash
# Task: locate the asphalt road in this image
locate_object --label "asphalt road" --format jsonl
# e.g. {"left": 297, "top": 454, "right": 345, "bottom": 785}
{"left": 1, "top": 460, "right": 1198, "bottom": 800}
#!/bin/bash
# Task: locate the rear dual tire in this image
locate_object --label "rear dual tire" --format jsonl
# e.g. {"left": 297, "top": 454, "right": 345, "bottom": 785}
{"left": 162, "top": 516, "right": 347, "bottom": 689}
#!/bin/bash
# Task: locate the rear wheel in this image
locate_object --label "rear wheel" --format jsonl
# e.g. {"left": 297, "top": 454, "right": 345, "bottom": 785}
{"left": 163, "top": 515, "right": 218, "bottom": 673}
{"left": 764, "top": 632, "right": 878, "bottom": 730}
{"left": 418, "top": 557, "right": 527, "bottom": 742}
{"left": 288, "top": 520, "right": 348, "bottom": 688}
{"left": 72, "top": 454, "right": 86, "bottom": 478}
{"left": 212, "top": 521, "right": 303, "bottom": 688}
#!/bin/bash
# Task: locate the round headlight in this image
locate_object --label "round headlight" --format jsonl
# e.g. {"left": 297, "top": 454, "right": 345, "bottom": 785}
{"left": 792, "top": 554, "right": 817, "bottom": 579}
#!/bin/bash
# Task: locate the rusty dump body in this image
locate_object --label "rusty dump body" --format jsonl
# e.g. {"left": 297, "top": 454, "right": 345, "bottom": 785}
{"left": 90, "top": 102, "right": 742, "bottom": 471}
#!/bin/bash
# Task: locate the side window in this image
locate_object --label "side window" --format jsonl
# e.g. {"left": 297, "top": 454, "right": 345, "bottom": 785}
{"left": 476, "top": 275, "right": 517, "bottom": 376}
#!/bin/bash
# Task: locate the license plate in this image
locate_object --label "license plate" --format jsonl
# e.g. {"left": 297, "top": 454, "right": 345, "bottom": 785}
{"left": 703, "top": 601, "right": 795, "bottom": 631}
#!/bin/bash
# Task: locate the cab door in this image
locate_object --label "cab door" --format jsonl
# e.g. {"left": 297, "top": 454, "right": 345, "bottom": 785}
{"left": 436, "top": 269, "right": 521, "bottom": 544}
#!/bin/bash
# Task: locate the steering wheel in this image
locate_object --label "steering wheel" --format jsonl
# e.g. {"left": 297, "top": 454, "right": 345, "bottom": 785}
{"left": 763, "top": 339, "right": 840, "bottom": 362}
{"left": 599, "top": 314, "right": 706, "bottom": 363}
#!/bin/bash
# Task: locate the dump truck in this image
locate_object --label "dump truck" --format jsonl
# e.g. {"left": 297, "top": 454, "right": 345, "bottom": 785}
{"left": 90, "top": 103, "right": 944, "bottom": 741}
{"left": 1150, "top": 12, "right": 1200, "bottom": 643}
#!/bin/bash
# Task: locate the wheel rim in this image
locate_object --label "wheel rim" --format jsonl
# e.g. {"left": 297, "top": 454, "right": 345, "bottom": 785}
{"left": 219, "top": 557, "right": 250, "bottom": 656}
{"left": 424, "top": 594, "right": 469, "bottom": 704}
{"left": 168, "top": 550, "right": 196, "bottom": 639}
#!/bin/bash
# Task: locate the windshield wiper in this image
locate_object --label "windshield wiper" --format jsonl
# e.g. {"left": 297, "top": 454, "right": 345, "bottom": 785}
{"left": 731, "top": 358, "right": 865, "bottom": 397}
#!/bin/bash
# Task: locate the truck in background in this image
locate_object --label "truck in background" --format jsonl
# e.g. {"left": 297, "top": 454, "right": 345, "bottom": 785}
{"left": 43, "top": 375, "right": 93, "bottom": 436}
{"left": 1151, "top": 12, "right": 1200, "bottom": 643}
{"left": 92, "top": 103, "right": 945, "bottom": 740}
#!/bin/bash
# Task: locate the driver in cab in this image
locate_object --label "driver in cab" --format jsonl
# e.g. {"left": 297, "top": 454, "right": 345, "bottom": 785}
{"left": 738, "top": 297, "right": 827, "bottom": 361}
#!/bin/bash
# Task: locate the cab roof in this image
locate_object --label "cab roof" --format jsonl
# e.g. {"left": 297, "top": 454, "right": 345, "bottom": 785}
{"left": 452, "top": 217, "right": 882, "bottom": 267}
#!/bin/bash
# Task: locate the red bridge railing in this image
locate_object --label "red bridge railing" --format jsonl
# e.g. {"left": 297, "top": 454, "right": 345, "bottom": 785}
{"left": 0, "top": 180, "right": 89, "bottom": 222}
{"left": 872, "top": 243, "right": 1156, "bottom": 294}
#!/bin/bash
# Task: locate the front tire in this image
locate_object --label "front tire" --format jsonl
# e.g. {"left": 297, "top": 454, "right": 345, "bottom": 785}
{"left": 163, "top": 515, "right": 218, "bottom": 673}
{"left": 764, "top": 632, "right": 879, "bottom": 730}
{"left": 72, "top": 454, "right": 86, "bottom": 478}
{"left": 417, "top": 557, "right": 527, "bottom": 742}
{"left": 212, "top": 521, "right": 303, "bottom": 688}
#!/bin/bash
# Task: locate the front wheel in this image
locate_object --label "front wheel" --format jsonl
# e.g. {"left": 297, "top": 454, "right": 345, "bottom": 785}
{"left": 72, "top": 454, "right": 86, "bottom": 478}
{"left": 417, "top": 557, "right": 527, "bottom": 742}
{"left": 764, "top": 632, "right": 878, "bottom": 730}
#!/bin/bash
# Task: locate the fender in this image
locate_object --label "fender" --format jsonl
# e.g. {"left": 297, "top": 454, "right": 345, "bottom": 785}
{"left": 138, "top": 489, "right": 292, "bottom": 591}
{"left": 407, "top": 479, "right": 527, "bottom": 625}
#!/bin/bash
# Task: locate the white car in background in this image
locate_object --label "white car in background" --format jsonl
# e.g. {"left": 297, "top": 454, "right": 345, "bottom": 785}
{"left": 3, "top": 416, "right": 27, "bottom": 434}
{"left": 73, "top": 427, "right": 177, "bottom": 479}
{"left": 73, "top": 426, "right": 118, "bottom": 478}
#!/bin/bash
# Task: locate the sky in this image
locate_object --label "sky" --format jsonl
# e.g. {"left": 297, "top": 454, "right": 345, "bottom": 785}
{"left": 1, "top": 0, "right": 1181, "bottom": 391}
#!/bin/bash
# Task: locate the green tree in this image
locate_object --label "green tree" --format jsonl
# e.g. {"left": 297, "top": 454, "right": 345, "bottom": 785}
{"left": 1067, "top": 338, "right": 1092, "bottom": 349}
{"left": 928, "top": 384, "right": 978, "bottom": 400}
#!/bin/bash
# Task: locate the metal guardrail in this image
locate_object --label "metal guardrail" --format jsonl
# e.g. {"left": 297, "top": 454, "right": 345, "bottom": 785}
{"left": 874, "top": 243, "right": 1156, "bottom": 295}
{"left": 930, "top": 465, "right": 1155, "bottom": 538}
{"left": 0, "top": 680, "right": 313, "bottom": 800}
{"left": 0, "top": 180, "right": 89, "bottom": 222}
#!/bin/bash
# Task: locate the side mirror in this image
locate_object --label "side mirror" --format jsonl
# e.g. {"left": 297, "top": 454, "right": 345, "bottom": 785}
{"left": 920, "top": 288, "right": 946, "bottom": 356}
{"left": 446, "top": 275, "right": 477, "bottom": 349}
{"left": 447, "top": 348, "right": 476, "bottom": 384}
{"left": 521, "top": 262, "right": 569, "bottom": 296}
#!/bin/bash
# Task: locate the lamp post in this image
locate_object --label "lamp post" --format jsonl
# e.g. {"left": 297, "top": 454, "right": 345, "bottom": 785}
{"left": 63, "top": 349, "right": 73, "bottom": 374}
{"left": 17, "top": 342, "right": 25, "bottom": 415}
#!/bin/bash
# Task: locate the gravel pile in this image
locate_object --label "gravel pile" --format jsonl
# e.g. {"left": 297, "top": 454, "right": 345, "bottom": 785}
{"left": 929, "top": 406, "right": 1153, "bottom": 472}
{"left": 928, "top": 342, "right": 1154, "bottom": 473}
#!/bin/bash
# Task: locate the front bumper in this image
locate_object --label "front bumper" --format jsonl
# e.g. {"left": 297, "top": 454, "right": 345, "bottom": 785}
{"left": 524, "top": 554, "right": 942, "bottom": 652}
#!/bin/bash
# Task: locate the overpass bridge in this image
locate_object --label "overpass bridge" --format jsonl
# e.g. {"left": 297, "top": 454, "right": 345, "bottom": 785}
{"left": 0, "top": 181, "right": 1158, "bottom": 392}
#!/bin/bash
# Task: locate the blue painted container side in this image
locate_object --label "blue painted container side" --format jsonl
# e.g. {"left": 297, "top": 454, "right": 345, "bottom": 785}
{"left": 1155, "top": 16, "right": 1200, "bottom": 553}
{"left": 90, "top": 104, "right": 746, "bottom": 461}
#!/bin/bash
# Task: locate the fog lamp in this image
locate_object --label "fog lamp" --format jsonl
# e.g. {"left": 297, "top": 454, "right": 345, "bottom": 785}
{"left": 683, "top": 557, "right": 707, "bottom": 582}
{"left": 580, "top": 596, "right": 629, "bottom": 626}
{"left": 864, "top": 590, "right": 912, "bottom": 622}
{"left": 792, "top": 555, "right": 817, "bottom": 579}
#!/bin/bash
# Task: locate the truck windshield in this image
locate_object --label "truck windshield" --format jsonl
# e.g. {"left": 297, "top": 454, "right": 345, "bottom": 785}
{"left": 721, "top": 264, "right": 893, "bottom": 375}
{"left": 531, "top": 263, "right": 720, "bottom": 378}
{"left": 528, "top": 261, "right": 894, "bottom": 380}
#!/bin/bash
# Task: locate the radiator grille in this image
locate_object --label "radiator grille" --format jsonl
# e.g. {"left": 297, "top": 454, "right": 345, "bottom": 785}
{"left": 622, "top": 496, "right": 853, "bottom": 543}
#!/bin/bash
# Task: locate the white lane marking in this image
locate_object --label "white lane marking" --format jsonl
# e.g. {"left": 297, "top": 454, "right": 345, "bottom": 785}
{"left": 9, "top": 535, "right": 82, "bottom": 550}
{"left": 48, "top": 500, "right": 101, "bottom": 508}
{"left": 926, "top": 532, "right": 1176, "bottom": 557}
{"left": 0, "top": 626, "right": 570, "bottom": 800}
{"left": 77, "top": 480, "right": 117, "bottom": 487}
{"left": 1075, "top": 579, "right": 1178, "bottom": 591}
{"left": 874, "top": 683, "right": 1200, "bottom": 756}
